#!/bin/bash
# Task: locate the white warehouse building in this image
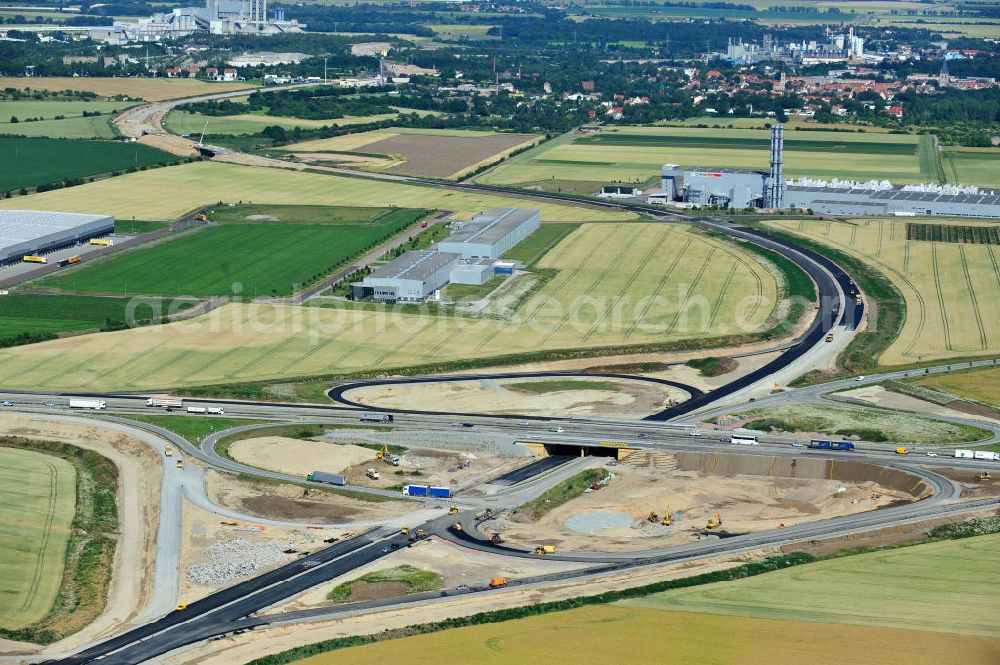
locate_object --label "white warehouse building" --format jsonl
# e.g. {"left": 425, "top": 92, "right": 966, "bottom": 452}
{"left": 0, "top": 210, "right": 114, "bottom": 266}
{"left": 437, "top": 208, "right": 540, "bottom": 260}
{"left": 351, "top": 250, "right": 459, "bottom": 303}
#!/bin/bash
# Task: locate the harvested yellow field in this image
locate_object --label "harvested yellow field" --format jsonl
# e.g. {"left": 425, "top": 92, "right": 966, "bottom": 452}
{"left": 766, "top": 218, "right": 1000, "bottom": 365}
{"left": 0, "top": 76, "right": 255, "bottom": 101}
{"left": 0, "top": 161, "right": 631, "bottom": 223}
{"left": 0, "top": 223, "right": 778, "bottom": 390}
{"left": 228, "top": 437, "right": 375, "bottom": 477}
{"left": 294, "top": 605, "right": 1000, "bottom": 665}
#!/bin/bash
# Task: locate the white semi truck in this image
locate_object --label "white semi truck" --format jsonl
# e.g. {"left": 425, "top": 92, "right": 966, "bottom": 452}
{"left": 69, "top": 399, "right": 106, "bottom": 410}
{"left": 146, "top": 396, "right": 184, "bottom": 409}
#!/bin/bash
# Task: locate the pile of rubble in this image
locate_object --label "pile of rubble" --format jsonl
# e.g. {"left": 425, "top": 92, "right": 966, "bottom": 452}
{"left": 186, "top": 538, "right": 290, "bottom": 585}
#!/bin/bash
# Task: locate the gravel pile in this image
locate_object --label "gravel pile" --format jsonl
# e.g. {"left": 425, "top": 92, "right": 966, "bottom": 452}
{"left": 186, "top": 538, "right": 290, "bottom": 585}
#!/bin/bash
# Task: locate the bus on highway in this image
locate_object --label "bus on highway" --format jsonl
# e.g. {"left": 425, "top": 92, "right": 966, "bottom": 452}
{"left": 730, "top": 434, "right": 759, "bottom": 445}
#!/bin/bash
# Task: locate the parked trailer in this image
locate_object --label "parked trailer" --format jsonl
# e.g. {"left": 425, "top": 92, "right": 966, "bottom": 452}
{"left": 147, "top": 397, "right": 184, "bottom": 408}
{"left": 955, "top": 449, "right": 975, "bottom": 459}
{"left": 69, "top": 399, "right": 106, "bottom": 410}
{"left": 57, "top": 256, "right": 81, "bottom": 267}
{"left": 23, "top": 255, "right": 47, "bottom": 264}
{"left": 89, "top": 238, "right": 113, "bottom": 246}
{"left": 973, "top": 451, "right": 1000, "bottom": 461}
{"left": 808, "top": 440, "right": 855, "bottom": 451}
{"left": 307, "top": 471, "right": 346, "bottom": 486}
{"left": 360, "top": 413, "right": 394, "bottom": 424}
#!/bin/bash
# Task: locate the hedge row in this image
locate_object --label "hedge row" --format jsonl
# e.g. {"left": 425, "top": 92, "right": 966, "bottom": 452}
{"left": 246, "top": 552, "right": 815, "bottom": 665}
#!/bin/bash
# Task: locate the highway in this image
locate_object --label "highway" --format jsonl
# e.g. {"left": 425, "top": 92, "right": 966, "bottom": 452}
{"left": 16, "top": 91, "right": 1000, "bottom": 663}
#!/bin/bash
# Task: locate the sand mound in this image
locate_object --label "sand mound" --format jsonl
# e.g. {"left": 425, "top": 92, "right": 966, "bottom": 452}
{"left": 228, "top": 437, "right": 375, "bottom": 477}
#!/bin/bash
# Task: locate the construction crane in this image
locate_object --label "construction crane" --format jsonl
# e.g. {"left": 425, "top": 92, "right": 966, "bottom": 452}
{"left": 706, "top": 513, "right": 721, "bottom": 529}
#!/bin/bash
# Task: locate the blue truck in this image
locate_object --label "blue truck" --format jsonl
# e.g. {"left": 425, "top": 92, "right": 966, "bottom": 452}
{"left": 807, "top": 440, "right": 855, "bottom": 452}
{"left": 403, "top": 484, "right": 452, "bottom": 498}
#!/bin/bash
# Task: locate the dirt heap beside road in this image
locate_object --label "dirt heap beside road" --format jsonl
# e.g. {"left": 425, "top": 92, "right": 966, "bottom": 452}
{"left": 229, "top": 437, "right": 376, "bottom": 477}
{"left": 203, "top": 469, "right": 415, "bottom": 524}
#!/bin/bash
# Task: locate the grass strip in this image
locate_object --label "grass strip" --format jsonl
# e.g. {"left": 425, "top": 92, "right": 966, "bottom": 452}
{"left": 519, "top": 469, "right": 605, "bottom": 520}
{"left": 0, "top": 437, "right": 118, "bottom": 644}
{"left": 327, "top": 565, "right": 443, "bottom": 602}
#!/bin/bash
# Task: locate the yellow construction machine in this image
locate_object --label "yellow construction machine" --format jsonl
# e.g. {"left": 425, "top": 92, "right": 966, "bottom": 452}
{"left": 661, "top": 507, "right": 673, "bottom": 526}
{"left": 449, "top": 506, "right": 459, "bottom": 515}
{"left": 706, "top": 513, "right": 722, "bottom": 529}
{"left": 647, "top": 511, "right": 659, "bottom": 523}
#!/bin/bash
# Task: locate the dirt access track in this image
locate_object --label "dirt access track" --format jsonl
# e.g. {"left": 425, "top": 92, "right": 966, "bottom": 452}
{"left": 0, "top": 413, "right": 161, "bottom": 658}
{"left": 495, "top": 450, "right": 930, "bottom": 553}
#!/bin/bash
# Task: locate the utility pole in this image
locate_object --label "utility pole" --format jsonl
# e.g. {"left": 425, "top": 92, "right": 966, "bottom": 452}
{"left": 324, "top": 57, "right": 327, "bottom": 83}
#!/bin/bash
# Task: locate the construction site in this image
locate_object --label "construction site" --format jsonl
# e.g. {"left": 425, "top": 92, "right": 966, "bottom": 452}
{"left": 485, "top": 450, "right": 928, "bottom": 553}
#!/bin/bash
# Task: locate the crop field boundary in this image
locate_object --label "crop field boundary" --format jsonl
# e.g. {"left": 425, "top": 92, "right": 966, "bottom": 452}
{"left": 245, "top": 516, "right": 1000, "bottom": 665}
{"left": 0, "top": 437, "right": 118, "bottom": 644}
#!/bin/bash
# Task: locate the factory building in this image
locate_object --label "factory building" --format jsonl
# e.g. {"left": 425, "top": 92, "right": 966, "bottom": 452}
{"left": 437, "top": 208, "right": 540, "bottom": 260}
{"left": 661, "top": 164, "right": 768, "bottom": 209}
{"left": 350, "top": 250, "right": 459, "bottom": 303}
{"left": 785, "top": 186, "right": 1000, "bottom": 218}
{"left": 450, "top": 261, "right": 494, "bottom": 286}
{"left": 657, "top": 123, "right": 1000, "bottom": 218}
{"left": 0, "top": 210, "right": 114, "bottom": 266}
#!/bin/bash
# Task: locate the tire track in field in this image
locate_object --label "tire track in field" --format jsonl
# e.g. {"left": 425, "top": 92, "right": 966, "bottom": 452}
{"left": 698, "top": 234, "right": 766, "bottom": 327}
{"left": 276, "top": 307, "right": 369, "bottom": 375}
{"left": 664, "top": 248, "right": 716, "bottom": 336}
{"left": 77, "top": 340, "right": 167, "bottom": 389}
{"left": 18, "top": 458, "right": 59, "bottom": 615}
{"left": 874, "top": 220, "right": 884, "bottom": 260}
{"left": 518, "top": 225, "right": 596, "bottom": 325}
{"left": 581, "top": 226, "right": 670, "bottom": 342}
{"left": 707, "top": 261, "right": 739, "bottom": 329}
{"left": 959, "top": 245, "right": 988, "bottom": 351}
{"left": 128, "top": 349, "right": 194, "bottom": 385}
{"left": 319, "top": 313, "right": 394, "bottom": 373}
{"left": 986, "top": 245, "right": 1000, "bottom": 290}
{"left": 476, "top": 224, "right": 613, "bottom": 353}
{"left": 624, "top": 235, "right": 692, "bottom": 340}
{"left": 930, "top": 243, "right": 954, "bottom": 352}
{"left": 223, "top": 309, "right": 332, "bottom": 379}
{"left": 534, "top": 225, "right": 646, "bottom": 348}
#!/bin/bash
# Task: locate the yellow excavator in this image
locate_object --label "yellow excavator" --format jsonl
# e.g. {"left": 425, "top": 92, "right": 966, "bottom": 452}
{"left": 377, "top": 443, "right": 389, "bottom": 461}
{"left": 978, "top": 471, "right": 992, "bottom": 482}
{"left": 449, "top": 506, "right": 459, "bottom": 515}
{"left": 706, "top": 513, "right": 722, "bottom": 530}
{"left": 647, "top": 511, "right": 659, "bottom": 523}
{"left": 400, "top": 526, "right": 410, "bottom": 535}
{"left": 661, "top": 506, "right": 673, "bottom": 526}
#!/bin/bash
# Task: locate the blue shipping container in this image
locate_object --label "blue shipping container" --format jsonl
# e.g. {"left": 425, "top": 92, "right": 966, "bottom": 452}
{"left": 429, "top": 486, "right": 452, "bottom": 498}
{"left": 404, "top": 485, "right": 429, "bottom": 497}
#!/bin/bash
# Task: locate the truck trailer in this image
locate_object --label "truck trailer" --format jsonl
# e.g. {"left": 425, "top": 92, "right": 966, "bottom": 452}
{"left": 307, "top": 471, "right": 347, "bottom": 486}
{"left": 360, "top": 413, "right": 394, "bottom": 424}
{"left": 808, "top": 440, "right": 855, "bottom": 451}
{"left": 69, "top": 398, "right": 106, "bottom": 410}
{"left": 147, "top": 397, "right": 184, "bottom": 408}
{"left": 973, "top": 451, "right": 1000, "bottom": 461}
{"left": 402, "top": 485, "right": 452, "bottom": 498}
{"left": 955, "top": 449, "right": 975, "bottom": 459}
{"left": 186, "top": 406, "right": 225, "bottom": 415}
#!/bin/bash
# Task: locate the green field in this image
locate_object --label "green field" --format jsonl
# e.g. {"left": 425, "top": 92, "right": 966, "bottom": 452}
{"left": 42, "top": 206, "right": 426, "bottom": 297}
{"left": 122, "top": 414, "right": 271, "bottom": 441}
{"left": 626, "top": 533, "right": 1000, "bottom": 636}
{"left": 327, "top": 565, "right": 443, "bottom": 602}
{"left": 0, "top": 294, "right": 195, "bottom": 339}
{"left": 0, "top": 100, "right": 134, "bottom": 139}
{"left": 766, "top": 218, "right": 1000, "bottom": 365}
{"left": 738, "top": 403, "right": 989, "bottom": 443}
{"left": 501, "top": 223, "right": 579, "bottom": 266}
{"left": 481, "top": 126, "right": 925, "bottom": 188}
{"left": 0, "top": 161, "right": 633, "bottom": 223}
{"left": 0, "top": 448, "right": 76, "bottom": 630}
{"left": 912, "top": 366, "right": 1000, "bottom": 408}
{"left": 0, "top": 222, "right": 783, "bottom": 391}
{"left": 114, "top": 219, "right": 168, "bottom": 234}
{"left": 0, "top": 137, "right": 177, "bottom": 193}
{"left": 943, "top": 148, "right": 1000, "bottom": 188}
